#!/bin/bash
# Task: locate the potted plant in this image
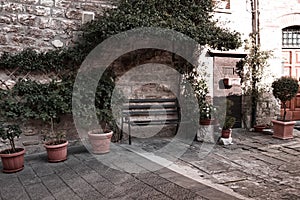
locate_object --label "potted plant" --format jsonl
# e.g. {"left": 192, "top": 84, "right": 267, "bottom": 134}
{"left": 199, "top": 102, "right": 216, "bottom": 125}
{"left": 221, "top": 116, "right": 236, "bottom": 138}
{"left": 271, "top": 76, "right": 299, "bottom": 139}
{"left": 18, "top": 80, "right": 71, "bottom": 162}
{"left": 0, "top": 123, "right": 25, "bottom": 173}
{"left": 43, "top": 118, "right": 68, "bottom": 162}
{"left": 182, "top": 66, "right": 214, "bottom": 126}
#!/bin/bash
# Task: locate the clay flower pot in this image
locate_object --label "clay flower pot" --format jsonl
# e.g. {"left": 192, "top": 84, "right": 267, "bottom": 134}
{"left": 0, "top": 148, "right": 25, "bottom": 173}
{"left": 199, "top": 118, "right": 215, "bottom": 126}
{"left": 88, "top": 129, "right": 113, "bottom": 154}
{"left": 221, "top": 129, "right": 232, "bottom": 138}
{"left": 254, "top": 125, "right": 266, "bottom": 132}
{"left": 272, "top": 120, "right": 295, "bottom": 139}
{"left": 44, "top": 141, "right": 68, "bottom": 162}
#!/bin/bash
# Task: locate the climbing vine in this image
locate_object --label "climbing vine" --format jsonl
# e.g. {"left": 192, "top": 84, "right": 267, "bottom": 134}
{"left": 236, "top": 34, "right": 273, "bottom": 128}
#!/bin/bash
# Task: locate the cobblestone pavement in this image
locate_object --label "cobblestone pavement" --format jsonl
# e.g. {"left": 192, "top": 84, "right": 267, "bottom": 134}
{"left": 0, "top": 128, "right": 299, "bottom": 200}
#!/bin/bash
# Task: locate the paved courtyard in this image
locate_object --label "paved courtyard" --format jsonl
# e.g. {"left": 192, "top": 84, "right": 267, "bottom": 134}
{"left": 0, "top": 128, "right": 299, "bottom": 200}
{"left": 175, "top": 129, "right": 300, "bottom": 200}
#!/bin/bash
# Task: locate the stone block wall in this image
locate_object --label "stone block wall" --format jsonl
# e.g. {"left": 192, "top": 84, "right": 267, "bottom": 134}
{"left": 0, "top": 0, "right": 116, "bottom": 53}
{"left": 256, "top": 93, "right": 280, "bottom": 126}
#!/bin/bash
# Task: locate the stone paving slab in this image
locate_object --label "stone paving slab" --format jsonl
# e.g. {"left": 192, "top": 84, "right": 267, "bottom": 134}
{"left": 177, "top": 129, "right": 300, "bottom": 200}
{"left": 0, "top": 145, "right": 244, "bottom": 200}
{"left": 1, "top": 128, "right": 299, "bottom": 200}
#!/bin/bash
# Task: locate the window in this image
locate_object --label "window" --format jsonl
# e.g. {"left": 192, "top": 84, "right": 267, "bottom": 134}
{"left": 282, "top": 26, "right": 300, "bottom": 48}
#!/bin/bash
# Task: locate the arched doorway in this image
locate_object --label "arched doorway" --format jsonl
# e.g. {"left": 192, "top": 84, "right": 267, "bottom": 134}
{"left": 282, "top": 26, "right": 300, "bottom": 120}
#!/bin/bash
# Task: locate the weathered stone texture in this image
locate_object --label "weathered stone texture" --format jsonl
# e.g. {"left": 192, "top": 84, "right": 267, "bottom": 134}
{"left": 65, "top": 9, "right": 82, "bottom": 20}
{"left": 0, "top": 35, "right": 8, "bottom": 45}
{"left": 0, "top": 0, "right": 115, "bottom": 53}
{"left": 26, "top": 5, "right": 51, "bottom": 16}
{"left": 2, "top": 3, "right": 25, "bottom": 13}
{"left": 256, "top": 93, "right": 280, "bottom": 126}
{"left": 40, "top": 0, "right": 54, "bottom": 7}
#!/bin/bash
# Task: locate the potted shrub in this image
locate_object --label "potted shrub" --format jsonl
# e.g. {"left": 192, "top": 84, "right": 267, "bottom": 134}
{"left": 14, "top": 79, "right": 71, "bottom": 163}
{"left": 182, "top": 66, "right": 215, "bottom": 126}
{"left": 271, "top": 76, "right": 299, "bottom": 139}
{"left": 43, "top": 118, "right": 68, "bottom": 162}
{"left": 199, "top": 102, "right": 216, "bottom": 125}
{"left": 0, "top": 123, "right": 25, "bottom": 173}
{"left": 221, "top": 116, "right": 236, "bottom": 138}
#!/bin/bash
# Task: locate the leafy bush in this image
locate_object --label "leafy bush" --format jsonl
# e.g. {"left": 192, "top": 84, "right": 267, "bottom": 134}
{"left": 222, "top": 116, "right": 236, "bottom": 130}
{"left": 0, "top": 123, "right": 22, "bottom": 153}
{"left": 199, "top": 102, "right": 216, "bottom": 120}
{"left": 272, "top": 76, "right": 299, "bottom": 121}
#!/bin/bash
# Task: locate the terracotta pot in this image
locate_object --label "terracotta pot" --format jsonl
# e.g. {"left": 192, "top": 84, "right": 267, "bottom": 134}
{"left": 200, "top": 119, "right": 214, "bottom": 126}
{"left": 0, "top": 148, "right": 25, "bottom": 173}
{"left": 221, "top": 129, "right": 232, "bottom": 138}
{"left": 88, "top": 130, "right": 113, "bottom": 154}
{"left": 44, "top": 141, "right": 68, "bottom": 162}
{"left": 272, "top": 120, "right": 295, "bottom": 139}
{"left": 254, "top": 125, "right": 266, "bottom": 132}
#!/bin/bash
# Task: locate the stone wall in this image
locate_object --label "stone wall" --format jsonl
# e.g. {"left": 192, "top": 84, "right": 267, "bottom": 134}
{"left": 256, "top": 93, "right": 280, "bottom": 126}
{"left": 0, "top": 0, "right": 116, "bottom": 53}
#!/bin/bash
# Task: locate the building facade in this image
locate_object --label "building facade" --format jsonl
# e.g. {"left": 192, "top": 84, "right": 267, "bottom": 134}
{"left": 212, "top": 0, "right": 300, "bottom": 126}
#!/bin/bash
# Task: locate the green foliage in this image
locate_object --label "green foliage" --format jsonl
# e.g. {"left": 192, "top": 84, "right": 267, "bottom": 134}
{"left": 272, "top": 76, "right": 299, "bottom": 121}
{"left": 222, "top": 116, "right": 236, "bottom": 130}
{"left": 182, "top": 67, "right": 212, "bottom": 120}
{"left": 236, "top": 34, "right": 273, "bottom": 96}
{"left": 0, "top": 0, "right": 241, "bottom": 74}
{"left": 0, "top": 49, "right": 78, "bottom": 74}
{"left": 199, "top": 102, "right": 216, "bottom": 120}
{"left": 42, "top": 128, "right": 67, "bottom": 145}
{"left": 0, "top": 123, "right": 22, "bottom": 153}
{"left": 272, "top": 76, "right": 299, "bottom": 102}
{"left": 236, "top": 34, "right": 273, "bottom": 127}
{"left": 0, "top": 78, "right": 73, "bottom": 122}
{"left": 74, "top": 0, "right": 241, "bottom": 57}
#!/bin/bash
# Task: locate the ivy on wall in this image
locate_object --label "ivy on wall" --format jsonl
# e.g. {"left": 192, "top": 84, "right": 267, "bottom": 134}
{"left": 0, "top": 0, "right": 241, "bottom": 136}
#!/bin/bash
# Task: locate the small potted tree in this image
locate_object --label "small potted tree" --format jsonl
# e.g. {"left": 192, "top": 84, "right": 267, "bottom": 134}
{"left": 0, "top": 123, "right": 25, "bottom": 173}
{"left": 271, "top": 76, "right": 299, "bottom": 139}
{"left": 43, "top": 118, "right": 68, "bottom": 162}
{"left": 16, "top": 80, "right": 71, "bottom": 162}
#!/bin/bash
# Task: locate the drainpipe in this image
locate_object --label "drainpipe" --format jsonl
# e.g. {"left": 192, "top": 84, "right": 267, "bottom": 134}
{"left": 257, "top": 0, "right": 260, "bottom": 45}
{"left": 250, "top": 0, "right": 260, "bottom": 128}
{"left": 251, "top": 0, "right": 260, "bottom": 44}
